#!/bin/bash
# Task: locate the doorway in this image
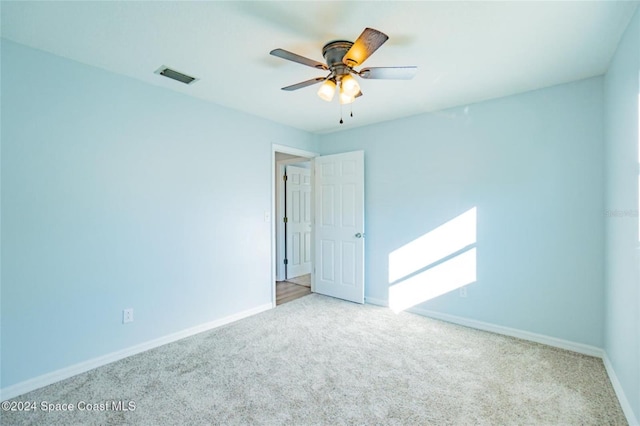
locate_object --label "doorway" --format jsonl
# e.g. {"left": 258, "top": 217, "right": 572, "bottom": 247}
{"left": 271, "top": 145, "right": 366, "bottom": 307}
{"left": 283, "top": 162, "right": 312, "bottom": 279}
{"left": 272, "top": 145, "right": 318, "bottom": 306}
{"left": 276, "top": 158, "right": 312, "bottom": 305}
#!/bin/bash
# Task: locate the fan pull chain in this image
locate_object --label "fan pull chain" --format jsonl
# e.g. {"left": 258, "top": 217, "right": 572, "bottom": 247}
{"left": 338, "top": 103, "right": 354, "bottom": 123}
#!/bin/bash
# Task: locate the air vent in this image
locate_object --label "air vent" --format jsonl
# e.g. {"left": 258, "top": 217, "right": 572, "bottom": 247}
{"left": 154, "top": 66, "right": 198, "bottom": 85}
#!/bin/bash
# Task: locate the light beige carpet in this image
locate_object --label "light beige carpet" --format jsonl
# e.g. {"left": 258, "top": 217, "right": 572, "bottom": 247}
{"left": 1, "top": 294, "right": 626, "bottom": 425}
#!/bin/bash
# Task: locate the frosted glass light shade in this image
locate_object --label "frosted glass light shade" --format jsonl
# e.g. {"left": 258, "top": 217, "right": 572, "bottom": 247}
{"left": 317, "top": 80, "right": 336, "bottom": 102}
{"left": 341, "top": 74, "right": 360, "bottom": 97}
{"left": 339, "top": 90, "right": 355, "bottom": 105}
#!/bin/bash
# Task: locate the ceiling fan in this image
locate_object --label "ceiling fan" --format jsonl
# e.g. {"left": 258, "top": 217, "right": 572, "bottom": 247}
{"left": 270, "top": 28, "right": 417, "bottom": 108}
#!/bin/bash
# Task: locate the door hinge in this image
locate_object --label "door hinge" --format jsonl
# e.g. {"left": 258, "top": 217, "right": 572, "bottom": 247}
{"left": 283, "top": 217, "right": 288, "bottom": 223}
{"left": 284, "top": 259, "right": 288, "bottom": 265}
{"left": 283, "top": 174, "right": 288, "bottom": 181}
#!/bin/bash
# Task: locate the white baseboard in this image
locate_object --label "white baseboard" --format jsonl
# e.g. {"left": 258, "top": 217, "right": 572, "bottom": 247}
{"left": 364, "top": 296, "right": 388, "bottom": 307}
{"left": 0, "top": 303, "right": 273, "bottom": 401}
{"left": 408, "top": 306, "right": 604, "bottom": 358}
{"left": 603, "top": 354, "right": 640, "bottom": 426}
{"left": 367, "top": 297, "right": 602, "bottom": 356}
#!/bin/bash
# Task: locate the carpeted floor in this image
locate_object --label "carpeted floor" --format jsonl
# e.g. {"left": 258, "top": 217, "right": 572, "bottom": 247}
{"left": 1, "top": 294, "right": 627, "bottom": 425}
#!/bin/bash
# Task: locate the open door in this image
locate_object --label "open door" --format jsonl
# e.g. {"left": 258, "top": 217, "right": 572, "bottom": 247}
{"left": 314, "top": 151, "right": 365, "bottom": 304}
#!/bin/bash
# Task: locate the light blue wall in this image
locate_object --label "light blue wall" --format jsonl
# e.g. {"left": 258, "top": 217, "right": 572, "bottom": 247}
{"left": 0, "top": 40, "right": 315, "bottom": 388}
{"left": 319, "top": 77, "right": 605, "bottom": 347}
{"left": 604, "top": 7, "right": 640, "bottom": 422}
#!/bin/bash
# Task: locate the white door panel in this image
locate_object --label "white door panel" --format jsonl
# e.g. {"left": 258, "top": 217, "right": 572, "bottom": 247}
{"left": 286, "top": 165, "right": 312, "bottom": 278}
{"left": 314, "top": 151, "right": 365, "bottom": 304}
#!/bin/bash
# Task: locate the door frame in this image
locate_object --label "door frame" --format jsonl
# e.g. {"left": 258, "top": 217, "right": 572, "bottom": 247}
{"left": 275, "top": 159, "right": 311, "bottom": 281}
{"left": 271, "top": 144, "right": 318, "bottom": 307}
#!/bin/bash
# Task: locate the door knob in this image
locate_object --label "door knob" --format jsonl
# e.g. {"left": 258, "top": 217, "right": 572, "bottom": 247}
{"left": 355, "top": 233, "right": 365, "bottom": 239}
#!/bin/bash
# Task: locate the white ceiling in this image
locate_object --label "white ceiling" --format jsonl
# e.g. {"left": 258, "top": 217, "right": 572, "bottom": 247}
{"left": 1, "top": 1, "right": 637, "bottom": 134}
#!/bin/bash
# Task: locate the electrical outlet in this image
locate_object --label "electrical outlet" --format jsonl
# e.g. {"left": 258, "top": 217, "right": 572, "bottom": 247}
{"left": 459, "top": 287, "right": 467, "bottom": 298}
{"left": 123, "top": 308, "right": 134, "bottom": 324}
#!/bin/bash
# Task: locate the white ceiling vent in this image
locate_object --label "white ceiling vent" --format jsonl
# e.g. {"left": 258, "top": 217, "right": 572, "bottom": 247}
{"left": 154, "top": 66, "right": 198, "bottom": 85}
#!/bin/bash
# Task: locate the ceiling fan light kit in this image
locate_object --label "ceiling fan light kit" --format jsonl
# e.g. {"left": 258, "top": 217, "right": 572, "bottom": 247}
{"left": 270, "top": 27, "right": 417, "bottom": 123}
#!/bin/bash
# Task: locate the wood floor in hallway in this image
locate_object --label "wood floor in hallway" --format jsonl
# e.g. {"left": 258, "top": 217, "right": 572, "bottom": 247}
{"left": 276, "top": 281, "right": 311, "bottom": 305}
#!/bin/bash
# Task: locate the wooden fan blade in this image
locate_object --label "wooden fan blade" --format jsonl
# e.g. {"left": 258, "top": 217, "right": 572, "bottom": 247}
{"left": 359, "top": 66, "right": 417, "bottom": 80}
{"left": 270, "top": 48, "right": 328, "bottom": 70}
{"left": 342, "top": 28, "right": 389, "bottom": 67}
{"left": 282, "top": 77, "right": 326, "bottom": 91}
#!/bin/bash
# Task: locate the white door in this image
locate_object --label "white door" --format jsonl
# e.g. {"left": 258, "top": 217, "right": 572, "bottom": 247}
{"left": 286, "top": 165, "right": 312, "bottom": 278}
{"left": 314, "top": 151, "right": 365, "bottom": 304}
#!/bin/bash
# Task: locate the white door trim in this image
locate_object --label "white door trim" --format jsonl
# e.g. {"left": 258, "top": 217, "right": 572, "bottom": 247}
{"left": 271, "top": 144, "right": 318, "bottom": 307}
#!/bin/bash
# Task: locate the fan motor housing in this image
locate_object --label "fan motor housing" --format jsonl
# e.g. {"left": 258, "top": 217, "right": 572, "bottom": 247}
{"left": 322, "top": 41, "right": 354, "bottom": 78}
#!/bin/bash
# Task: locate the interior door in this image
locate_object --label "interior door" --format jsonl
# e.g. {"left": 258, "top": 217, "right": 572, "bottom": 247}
{"left": 314, "top": 151, "right": 365, "bottom": 304}
{"left": 285, "top": 165, "right": 312, "bottom": 278}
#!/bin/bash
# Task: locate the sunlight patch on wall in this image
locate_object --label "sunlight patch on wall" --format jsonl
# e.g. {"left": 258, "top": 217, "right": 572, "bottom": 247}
{"left": 388, "top": 207, "right": 477, "bottom": 313}
{"left": 388, "top": 208, "right": 477, "bottom": 282}
{"left": 389, "top": 248, "right": 476, "bottom": 313}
